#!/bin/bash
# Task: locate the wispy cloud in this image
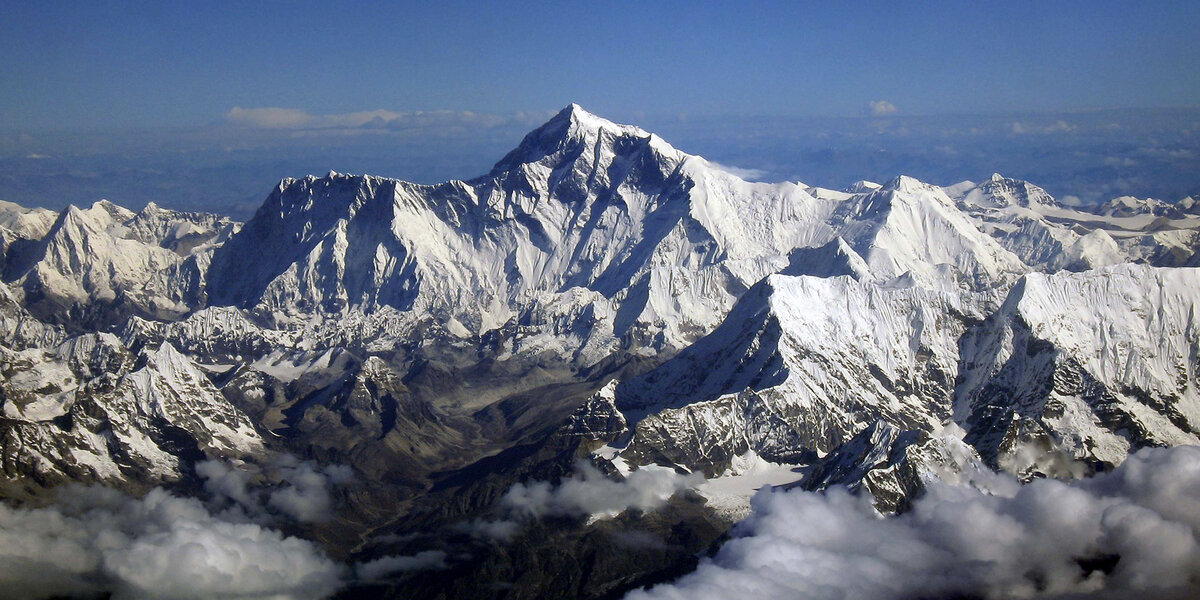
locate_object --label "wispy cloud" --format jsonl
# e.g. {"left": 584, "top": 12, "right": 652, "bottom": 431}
{"left": 197, "top": 454, "right": 353, "bottom": 523}
{"left": 501, "top": 463, "right": 702, "bottom": 520}
{"left": 1008, "top": 119, "right": 1076, "bottom": 134}
{"left": 225, "top": 106, "right": 550, "bottom": 131}
{"left": 355, "top": 551, "right": 448, "bottom": 581}
{"left": 704, "top": 159, "right": 769, "bottom": 181}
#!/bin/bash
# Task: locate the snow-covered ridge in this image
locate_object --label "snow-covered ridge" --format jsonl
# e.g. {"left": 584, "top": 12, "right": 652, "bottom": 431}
{"left": 608, "top": 263, "right": 1200, "bottom": 479}
{"left": 0, "top": 198, "right": 238, "bottom": 327}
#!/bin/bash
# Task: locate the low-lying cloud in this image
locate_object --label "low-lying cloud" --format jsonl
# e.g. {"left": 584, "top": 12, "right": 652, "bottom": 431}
{"left": 356, "top": 550, "right": 449, "bottom": 581}
{"left": 502, "top": 463, "right": 702, "bottom": 520}
{"left": 1009, "top": 119, "right": 1077, "bottom": 134}
{"left": 198, "top": 454, "right": 353, "bottom": 523}
{"left": 463, "top": 462, "right": 703, "bottom": 540}
{"left": 626, "top": 445, "right": 1200, "bottom": 600}
{"left": 0, "top": 485, "right": 344, "bottom": 600}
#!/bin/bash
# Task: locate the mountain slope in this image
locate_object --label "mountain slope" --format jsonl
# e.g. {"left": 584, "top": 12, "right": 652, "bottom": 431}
{"left": 615, "top": 272, "right": 982, "bottom": 475}
{"left": 957, "top": 263, "right": 1200, "bottom": 469}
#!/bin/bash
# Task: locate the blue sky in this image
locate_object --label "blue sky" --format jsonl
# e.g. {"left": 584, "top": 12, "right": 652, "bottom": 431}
{"left": 2, "top": 1, "right": 1198, "bottom": 129}
{"left": 0, "top": 2, "right": 1197, "bottom": 216}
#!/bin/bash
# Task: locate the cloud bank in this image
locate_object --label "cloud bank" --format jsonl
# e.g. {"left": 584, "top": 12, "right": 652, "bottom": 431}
{"left": 626, "top": 445, "right": 1200, "bottom": 600}
{"left": 0, "top": 486, "right": 344, "bottom": 600}
{"left": 1009, "top": 119, "right": 1077, "bottom": 135}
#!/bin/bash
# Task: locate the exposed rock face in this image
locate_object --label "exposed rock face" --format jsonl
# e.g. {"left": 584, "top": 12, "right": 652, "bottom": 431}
{"left": 615, "top": 272, "right": 977, "bottom": 475}
{"left": 798, "top": 421, "right": 982, "bottom": 513}
{"left": 560, "top": 380, "right": 628, "bottom": 446}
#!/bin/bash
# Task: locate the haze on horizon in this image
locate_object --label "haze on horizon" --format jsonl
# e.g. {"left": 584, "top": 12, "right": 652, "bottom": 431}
{"left": 1, "top": 1, "right": 1198, "bottom": 217}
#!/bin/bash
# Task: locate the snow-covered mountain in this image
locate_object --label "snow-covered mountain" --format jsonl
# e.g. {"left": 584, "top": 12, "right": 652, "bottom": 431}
{"left": 206, "top": 105, "right": 833, "bottom": 361}
{"left": 613, "top": 272, "right": 981, "bottom": 475}
{"left": 198, "top": 106, "right": 1046, "bottom": 372}
{"left": 0, "top": 332, "right": 262, "bottom": 497}
{"left": 602, "top": 263, "right": 1200, "bottom": 482}
{"left": 1, "top": 105, "right": 1199, "bottom": 598}
{"left": 947, "top": 174, "right": 1200, "bottom": 269}
{"left": 0, "top": 200, "right": 236, "bottom": 328}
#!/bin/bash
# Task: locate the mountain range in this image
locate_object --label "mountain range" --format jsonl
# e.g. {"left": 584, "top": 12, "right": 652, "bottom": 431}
{"left": 1, "top": 105, "right": 1198, "bottom": 599}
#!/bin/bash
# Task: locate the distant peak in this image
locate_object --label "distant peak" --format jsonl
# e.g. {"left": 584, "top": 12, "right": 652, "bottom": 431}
{"left": 61, "top": 204, "right": 86, "bottom": 219}
{"left": 990, "top": 173, "right": 1005, "bottom": 182}
{"left": 844, "top": 180, "right": 882, "bottom": 194}
{"left": 885, "top": 175, "right": 926, "bottom": 193}
{"left": 561, "top": 102, "right": 589, "bottom": 118}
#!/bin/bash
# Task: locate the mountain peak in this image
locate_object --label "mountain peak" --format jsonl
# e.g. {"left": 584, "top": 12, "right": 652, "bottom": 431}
{"left": 553, "top": 103, "right": 627, "bottom": 133}
{"left": 883, "top": 175, "right": 929, "bottom": 194}
{"left": 488, "top": 104, "right": 673, "bottom": 177}
{"left": 537, "top": 103, "right": 656, "bottom": 145}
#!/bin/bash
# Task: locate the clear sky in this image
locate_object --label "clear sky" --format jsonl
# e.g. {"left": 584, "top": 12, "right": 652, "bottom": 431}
{"left": 2, "top": 1, "right": 1199, "bottom": 130}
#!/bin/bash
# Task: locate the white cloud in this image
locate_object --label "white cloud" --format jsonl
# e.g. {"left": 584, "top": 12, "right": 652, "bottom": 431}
{"left": 267, "top": 457, "right": 353, "bottom": 523}
{"left": 502, "top": 463, "right": 702, "bottom": 520}
{"left": 455, "top": 517, "right": 522, "bottom": 541}
{"left": 460, "top": 463, "right": 703, "bottom": 541}
{"left": 625, "top": 445, "right": 1200, "bottom": 600}
{"left": 868, "top": 100, "right": 898, "bottom": 117}
{"left": 0, "top": 485, "right": 344, "bottom": 600}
